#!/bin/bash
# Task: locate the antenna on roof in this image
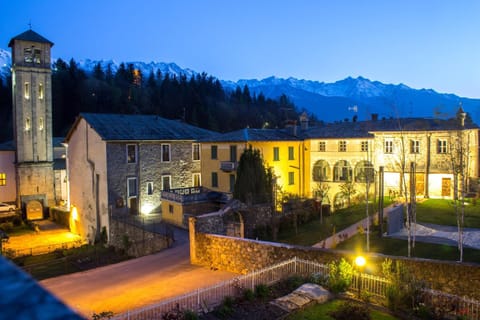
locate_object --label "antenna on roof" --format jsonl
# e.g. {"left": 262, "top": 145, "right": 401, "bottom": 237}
{"left": 28, "top": 20, "right": 32, "bottom": 30}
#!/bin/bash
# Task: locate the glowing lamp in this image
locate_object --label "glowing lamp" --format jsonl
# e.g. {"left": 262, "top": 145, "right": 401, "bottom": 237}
{"left": 355, "top": 256, "right": 366, "bottom": 268}
{"left": 71, "top": 206, "right": 78, "bottom": 221}
{"left": 141, "top": 203, "right": 154, "bottom": 215}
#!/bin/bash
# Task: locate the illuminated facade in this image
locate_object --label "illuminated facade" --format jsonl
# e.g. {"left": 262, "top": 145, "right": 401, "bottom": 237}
{"left": 65, "top": 113, "right": 215, "bottom": 242}
{"left": 200, "top": 128, "right": 305, "bottom": 200}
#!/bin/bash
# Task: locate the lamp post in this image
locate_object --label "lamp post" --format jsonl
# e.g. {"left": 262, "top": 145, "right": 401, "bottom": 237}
{"left": 355, "top": 255, "right": 366, "bottom": 298}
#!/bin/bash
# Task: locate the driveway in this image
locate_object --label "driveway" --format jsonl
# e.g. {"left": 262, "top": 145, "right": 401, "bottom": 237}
{"left": 40, "top": 227, "right": 237, "bottom": 318}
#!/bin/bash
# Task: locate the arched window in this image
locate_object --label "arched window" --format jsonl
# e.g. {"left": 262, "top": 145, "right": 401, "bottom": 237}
{"left": 312, "top": 160, "right": 330, "bottom": 182}
{"left": 333, "top": 160, "right": 352, "bottom": 182}
{"left": 355, "top": 161, "right": 374, "bottom": 183}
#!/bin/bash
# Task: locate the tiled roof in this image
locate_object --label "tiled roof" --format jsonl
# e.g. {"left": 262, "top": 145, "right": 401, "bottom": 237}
{"left": 8, "top": 29, "right": 54, "bottom": 47}
{"left": 79, "top": 113, "right": 217, "bottom": 141}
{"left": 303, "top": 117, "right": 478, "bottom": 139}
{"left": 0, "top": 256, "right": 83, "bottom": 320}
{"left": 200, "top": 128, "right": 301, "bottom": 142}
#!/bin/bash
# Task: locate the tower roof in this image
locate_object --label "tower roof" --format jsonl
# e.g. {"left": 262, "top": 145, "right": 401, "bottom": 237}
{"left": 8, "top": 29, "right": 54, "bottom": 47}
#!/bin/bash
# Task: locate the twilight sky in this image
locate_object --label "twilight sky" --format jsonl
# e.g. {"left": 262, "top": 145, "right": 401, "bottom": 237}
{"left": 1, "top": 0, "right": 479, "bottom": 98}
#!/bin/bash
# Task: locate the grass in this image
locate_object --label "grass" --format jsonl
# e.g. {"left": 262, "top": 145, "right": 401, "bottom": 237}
{"left": 13, "top": 244, "right": 131, "bottom": 280}
{"left": 273, "top": 200, "right": 391, "bottom": 246}
{"left": 416, "top": 199, "right": 480, "bottom": 228}
{"left": 286, "top": 299, "right": 400, "bottom": 320}
{"left": 336, "top": 228, "right": 480, "bottom": 263}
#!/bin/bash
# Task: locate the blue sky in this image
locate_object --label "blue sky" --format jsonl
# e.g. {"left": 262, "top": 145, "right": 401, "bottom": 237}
{"left": 1, "top": 0, "right": 479, "bottom": 98}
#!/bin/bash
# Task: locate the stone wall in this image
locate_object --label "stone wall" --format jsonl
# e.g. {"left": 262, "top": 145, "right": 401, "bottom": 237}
{"left": 189, "top": 224, "right": 480, "bottom": 300}
{"left": 110, "top": 218, "right": 172, "bottom": 257}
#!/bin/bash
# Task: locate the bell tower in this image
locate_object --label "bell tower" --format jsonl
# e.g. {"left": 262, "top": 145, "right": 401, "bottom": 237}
{"left": 8, "top": 29, "right": 55, "bottom": 216}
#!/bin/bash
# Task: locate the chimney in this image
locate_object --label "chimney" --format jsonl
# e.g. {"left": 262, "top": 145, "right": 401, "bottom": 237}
{"left": 371, "top": 113, "right": 378, "bottom": 121}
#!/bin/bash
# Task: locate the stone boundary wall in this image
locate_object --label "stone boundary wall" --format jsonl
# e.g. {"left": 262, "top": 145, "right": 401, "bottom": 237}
{"left": 110, "top": 219, "right": 172, "bottom": 257}
{"left": 189, "top": 222, "right": 480, "bottom": 300}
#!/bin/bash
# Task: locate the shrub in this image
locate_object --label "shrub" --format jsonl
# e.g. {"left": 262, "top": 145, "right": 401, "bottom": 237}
{"left": 328, "top": 301, "right": 371, "bottom": 320}
{"left": 243, "top": 288, "right": 255, "bottom": 301}
{"left": 92, "top": 311, "right": 114, "bottom": 319}
{"left": 327, "top": 258, "right": 353, "bottom": 293}
{"left": 182, "top": 310, "right": 198, "bottom": 320}
{"left": 0, "top": 222, "right": 14, "bottom": 232}
{"left": 286, "top": 275, "right": 305, "bottom": 291}
{"left": 255, "top": 284, "right": 270, "bottom": 299}
{"left": 12, "top": 216, "right": 22, "bottom": 227}
{"left": 214, "top": 296, "right": 234, "bottom": 319}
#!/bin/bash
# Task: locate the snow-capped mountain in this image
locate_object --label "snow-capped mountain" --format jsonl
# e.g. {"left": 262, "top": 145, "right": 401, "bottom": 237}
{"left": 1, "top": 47, "right": 479, "bottom": 123}
{"left": 222, "top": 76, "right": 480, "bottom": 123}
{"left": 76, "top": 58, "right": 197, "bottom": 79}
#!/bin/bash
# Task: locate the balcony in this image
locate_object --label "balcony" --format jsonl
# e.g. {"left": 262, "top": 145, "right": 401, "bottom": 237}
{"left": 220, "top": 161, "right": 237, "bottom": 172}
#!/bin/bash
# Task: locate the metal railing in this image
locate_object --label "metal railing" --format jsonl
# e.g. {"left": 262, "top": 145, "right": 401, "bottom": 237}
{"left": 4, "top": 239, "right": 84, "bottom": 258}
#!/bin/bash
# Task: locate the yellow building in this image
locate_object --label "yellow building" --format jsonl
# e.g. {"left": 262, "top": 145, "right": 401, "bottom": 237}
{"left": 200, "top": 128, "right": 305, "bottom": 200}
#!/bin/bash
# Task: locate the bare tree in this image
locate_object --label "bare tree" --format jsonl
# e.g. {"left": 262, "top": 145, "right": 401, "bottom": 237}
{"left": 449, "top": 109, "right": 470, "bottom": 262}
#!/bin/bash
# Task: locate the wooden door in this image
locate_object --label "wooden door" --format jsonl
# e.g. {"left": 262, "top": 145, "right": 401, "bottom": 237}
{"left": 441, "top": 178, "right": 451, "bottom": 197}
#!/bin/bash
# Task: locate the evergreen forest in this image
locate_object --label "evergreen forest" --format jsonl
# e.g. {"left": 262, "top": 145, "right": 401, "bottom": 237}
{"left": 0, "top": 59, "right": 309, "bottom": 142}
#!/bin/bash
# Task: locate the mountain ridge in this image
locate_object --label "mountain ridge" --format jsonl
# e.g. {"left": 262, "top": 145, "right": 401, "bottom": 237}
{"left": 1, "top": 48, "right": 479, "bottom": 123}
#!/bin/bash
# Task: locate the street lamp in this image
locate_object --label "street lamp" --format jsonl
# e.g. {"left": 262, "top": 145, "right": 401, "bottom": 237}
{"left": 355, "top": 255, "right": 366, "bottom": 297}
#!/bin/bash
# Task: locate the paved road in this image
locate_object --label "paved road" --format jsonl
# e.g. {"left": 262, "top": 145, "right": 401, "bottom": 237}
{"left": 40, "top": 227, "right": 237, "bottom": 318}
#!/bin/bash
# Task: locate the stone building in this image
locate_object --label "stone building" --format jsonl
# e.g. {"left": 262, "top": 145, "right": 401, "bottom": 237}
{"left": 64, "top": 113, "right": 215, "bottom": 242}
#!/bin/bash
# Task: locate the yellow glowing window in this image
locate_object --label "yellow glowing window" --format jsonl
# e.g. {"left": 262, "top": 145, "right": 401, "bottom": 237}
{"left": 0, "top": 173, "right": 5, "bottom": 186}
{"left": 24, "top": 82, "right": 30, "bottom": 99}
{"left": 39, "top": 83, "right": 44, "bottom": 99}
{"left": 25, "top": 118, "right": 31, "bottom": 131}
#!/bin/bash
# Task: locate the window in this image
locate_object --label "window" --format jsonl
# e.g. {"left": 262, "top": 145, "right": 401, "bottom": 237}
{"left": 273, "top": 147, "right": 280, "bottom": 161}
{"left": 193, "top": 173, "right": 201, "bottom": 187}
{"left": 161, "top": 175, "right": 171, "bottom": 191}
{"left": 361, "top": 141, "right": 369, "bottom": 152}
{"left": 313, "top": 160, "right": 330, "bottom": 181}
{"left": 161, "top": 144, "right": 171, "bottom": 162}
{"left": 230, "top": 145, "right": 237, "bottom": 162}
{"left": 410, "top": 140, "right": 420, "bottom": 154}
{"left": 33, "top": 49, "right": 41, "bottom": 64}
{"left": 126, "top": 144, "right": 137, "bottom": 163}
{"left": 338, "top": 140, "right": 347, "bottom": 152}
{"left": 127, "top": 177, "right": 137, "bottom": 197}
{"left": 192, "top": 143, "right": 200, "bottom": 161}
{"left": 288, "top": 172, "right": 295, "bottom": 185}
{"left": 333, "top": 160, "right": 353, "bottom": 181}
{"left": 25, "top": 118, "right": 31, "bottom": 131}
{"left": 437, "top": 139, "right": 448, "bottom": 154}
{"left": 355, "top": 161, "right": 374, "bottom": 183}
{"left": 146, "top": 182, "right": 153, "bottom": 195}
{"left": 39, "top": 83, "right": 44, "bottom": 100}
{"left": 211, "top": 145, "right": 218, "bottom": 159}
{"left": 384, "top": 139, "right": 393, "bottom": 154}
{"left": 288, "top": 146, "right": 295, "bottom": 160}
{"left": 229, "top": 174, "right": 235, "bottom": 192}
{"left": 169, "top": 205, "right": 174, "bottom": 214}
{"left": 24, "top": 48, "right": 33, "bottom": 63}
{"left": 211, "top": 172, "right": 218, "bottom": 188}
{"left": 24, "top": 82, "right": 30, "bottom": 99}
{"left": 319, "top": 141, "right": 326, "bottom": 152}
{"left": 0, "top": 173, "right": 5, "bottom": 186}
{"left": 39, "top": 117, "right": 44, "bottom": 131}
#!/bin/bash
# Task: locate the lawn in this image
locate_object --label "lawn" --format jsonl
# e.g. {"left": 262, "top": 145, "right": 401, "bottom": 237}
{"left": 273, "top": 199, "right": 392, "bottom": 246}
{"left": 416, "top": 199, "right": 480, "bottom": 228}
{"left": 286, "top": 299, "right": 400, "bottom": 320}
{"left": 336, "top": 230, "right": 480, "bottom": 263}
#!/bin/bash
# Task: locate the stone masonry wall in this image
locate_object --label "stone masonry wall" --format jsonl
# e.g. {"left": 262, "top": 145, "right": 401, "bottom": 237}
{"left": 190, "top": 228, "right": 480, "bottom": 300}
{"left": 110, "top": 219, "right": 172, "bottom": 257}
